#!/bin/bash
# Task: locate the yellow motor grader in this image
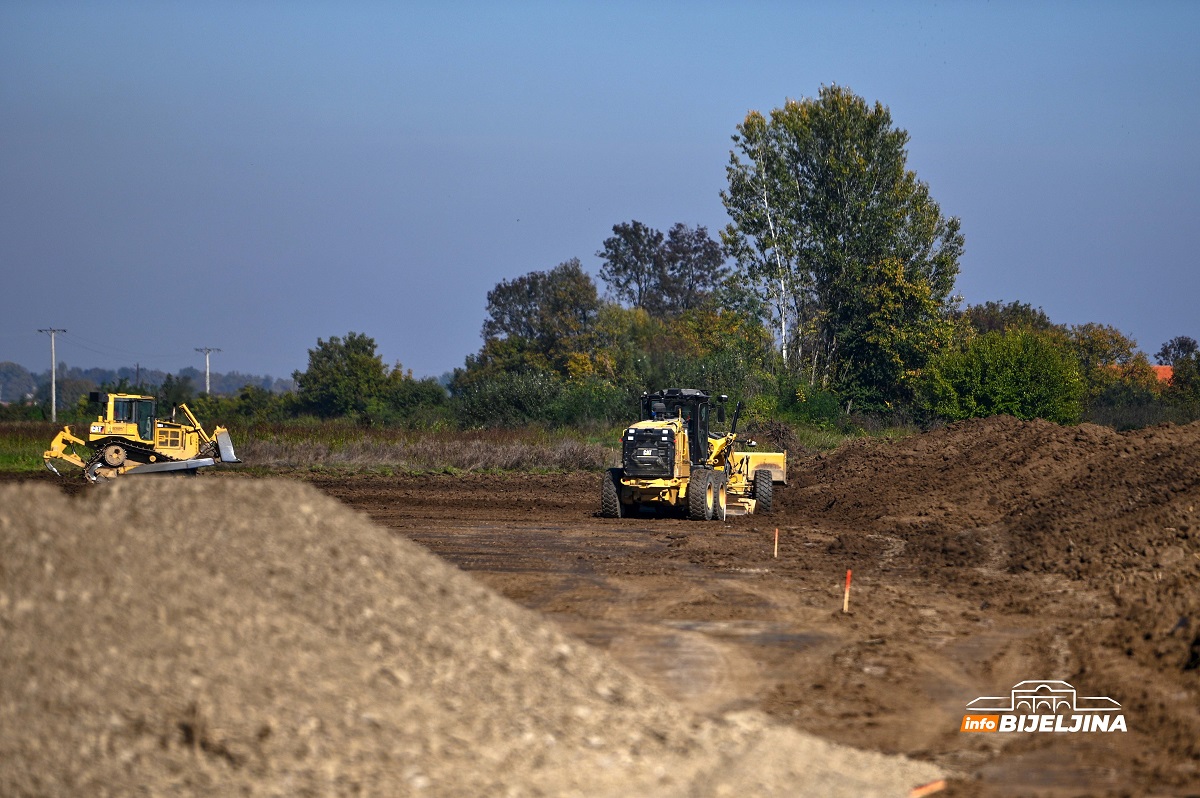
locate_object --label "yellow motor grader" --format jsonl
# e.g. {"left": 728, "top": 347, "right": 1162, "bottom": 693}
{"left": 44, "top": 392, "right": 240, "bottom": 483}
{"left": 600, "top": 388, "right": 786, "bottom": 520}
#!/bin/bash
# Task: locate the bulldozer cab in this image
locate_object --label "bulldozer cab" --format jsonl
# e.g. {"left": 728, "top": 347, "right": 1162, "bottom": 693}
{"left": 107, "top": 395, "right": 156, "bottom": 443}
{"left": 640, "top": 389, "right": 713, "bottom": 465}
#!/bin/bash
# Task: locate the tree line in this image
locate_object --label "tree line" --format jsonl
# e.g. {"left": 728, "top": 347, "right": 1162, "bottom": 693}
{"left": 6, "top": 85, "right": 1197, "bottom": 431}
{"left": 0, "top": 362, "right": 293, "bottom": 422}
{"left": 431, "top": 85, "right": 1199, "bottom": 430}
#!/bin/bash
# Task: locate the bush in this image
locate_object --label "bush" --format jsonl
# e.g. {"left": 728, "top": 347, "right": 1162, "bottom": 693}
{"left": 0, "top": 403, "right": 46, "bottom": 422}
{"left": 192, "top": 385, "right": 298, "bottom": 425}
{"left": 293, "top": 332, "right": 388, "bottom": 419}
{"left": 450, "top": 372, "right": 628, "bottom": 428}
{"left": 919, "top": 329, "right": 1084, "bottom": 424}
{"left": 785, "top": 384, "right": 844, "bottom": 427}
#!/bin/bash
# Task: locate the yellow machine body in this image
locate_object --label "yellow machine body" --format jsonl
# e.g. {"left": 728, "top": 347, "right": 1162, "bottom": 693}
{"left": 44, "top": 393, "right": 240, "bottom": 482}
{"left": 601, "top": 388, "right": 786, "bottom": 520}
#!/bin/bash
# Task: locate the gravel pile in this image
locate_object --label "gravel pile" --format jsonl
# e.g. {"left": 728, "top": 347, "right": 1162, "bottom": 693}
{"left": 0, "top": 478, "right": 940, "bottom": 797}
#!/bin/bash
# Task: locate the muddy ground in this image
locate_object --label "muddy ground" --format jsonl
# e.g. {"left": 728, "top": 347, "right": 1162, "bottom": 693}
{"left": 307, "top": 416, "right": 1200, "bottom": 797}
{"left": 4, "top": 415, "right": 1199, "bottom": 796}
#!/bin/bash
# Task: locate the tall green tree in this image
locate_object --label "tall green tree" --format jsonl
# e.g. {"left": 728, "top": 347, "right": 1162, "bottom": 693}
{"left": 720, "top": 109, "right": 807, "bottom": 368}
{"left": 722, "top": 85, "right": 964, "bottom": 403}
{"left": 1067, "top": 323, "right": 1158, "bottom": 403}
{"left": 472, "top": 258, "right": 600, "bottom": 377}
{"left": 156, "top": 374, "right": 195, "bottom": 409}
{"left": 293, "top": 332, "right": 388, "bottom": 418}
{"left": 964, "top": 300, "right": 1058, "bottom": 335}
{"left": 596, "top": 221, "right": 663, "bottom": 311}
{"left": 1156, "top": 335, "right": 1198, "bottom": 366}
{"left": 1166, "top": 351, "right": 1200, "bottom": 407}
{"left": 597, "top": 221, "right": 729, "bottom": 318}
{"left": 840, "top": 257, "right": 957, "bottom": 410}
{"left": 660, "top": 223, "right": 729, "bottom": 315}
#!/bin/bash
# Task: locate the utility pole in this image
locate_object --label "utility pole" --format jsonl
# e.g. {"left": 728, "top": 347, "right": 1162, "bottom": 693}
{"left": 38, "top": 328, "right": 67, "bottom": 422}
{"left": 194, "top": 347, "right": 221, "bottom": 395}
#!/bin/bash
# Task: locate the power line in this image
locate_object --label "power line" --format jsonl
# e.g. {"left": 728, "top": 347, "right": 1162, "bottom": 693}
{"left": 57, "top": 330, "right": 189, "bottom": 363}
{"left": 38, "top": 328, "right": 67, "bottom": 423}
{"left": 195, "top": 347, "right": 222, "bottom": 395}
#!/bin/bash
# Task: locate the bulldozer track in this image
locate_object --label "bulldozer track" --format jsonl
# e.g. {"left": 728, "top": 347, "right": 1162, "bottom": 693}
{"left": 81, "top": 436, "right": 190, "bottom": 482}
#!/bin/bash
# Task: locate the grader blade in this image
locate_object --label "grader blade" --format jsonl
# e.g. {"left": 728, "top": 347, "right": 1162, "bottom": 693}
{"left": 723, "top": 496, "right": 757, "bottom": 516}
{"left": 736, "top": 451, "right": 788, "bottom": 484}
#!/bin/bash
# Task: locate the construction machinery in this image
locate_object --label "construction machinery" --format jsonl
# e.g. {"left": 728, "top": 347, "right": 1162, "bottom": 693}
{"left": 44, "top": 392, "right": 241, "bottom": 483}
{"left": 600, "top": 388, "right": 786, "bottom": 520}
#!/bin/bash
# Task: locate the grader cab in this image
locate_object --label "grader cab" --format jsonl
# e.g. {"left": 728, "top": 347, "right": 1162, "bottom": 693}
{"left": 44, "top": 392, "right": 240, "bottom": 483}
{"left": 600, "top": 388, "right": 786, "bottom": 520}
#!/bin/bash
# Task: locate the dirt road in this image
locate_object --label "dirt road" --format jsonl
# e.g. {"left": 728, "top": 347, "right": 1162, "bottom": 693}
{"left": 311, "top": 416, "right": 1200, "bottom": 796}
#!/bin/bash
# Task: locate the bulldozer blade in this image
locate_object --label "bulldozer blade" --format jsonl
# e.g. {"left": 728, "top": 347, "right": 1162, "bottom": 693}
{"left": 215, "top": 430, "right": 241, "bottom": 463}
{"left": 127, "top": 458, "right": 217, "bottom": 475}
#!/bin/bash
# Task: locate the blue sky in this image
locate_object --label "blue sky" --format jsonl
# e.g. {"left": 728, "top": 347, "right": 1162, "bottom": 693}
{"left": 2, "top": 1, "right": 1197, "bottom": 380}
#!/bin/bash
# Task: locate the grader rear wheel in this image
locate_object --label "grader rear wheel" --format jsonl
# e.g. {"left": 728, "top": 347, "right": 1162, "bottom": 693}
{"left": 600, "top": 469, "right": 625, "bottom": 518}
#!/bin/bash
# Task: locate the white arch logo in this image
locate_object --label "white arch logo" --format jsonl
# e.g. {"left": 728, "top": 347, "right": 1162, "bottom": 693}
{"left": 961, "top": 680, "right": 1126, "bottom": 733}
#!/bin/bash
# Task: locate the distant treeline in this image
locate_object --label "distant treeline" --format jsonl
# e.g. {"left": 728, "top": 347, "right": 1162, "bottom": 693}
{"left": 0, "top": 361, "right": 293, "bottom": 413}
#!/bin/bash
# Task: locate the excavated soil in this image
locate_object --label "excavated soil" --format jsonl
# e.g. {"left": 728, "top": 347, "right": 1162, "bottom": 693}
{"left": 4, "top": 415, "right": 1200, "bottom": 796}
{"left": 303, "top": 416, "right": 1200, "bottom": 797}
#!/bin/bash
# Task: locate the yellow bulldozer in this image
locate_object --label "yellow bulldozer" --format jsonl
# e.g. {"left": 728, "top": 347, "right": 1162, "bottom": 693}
{"left": 44, "top": 392, "right": 240, "bottom": 483}
{"left": 600, "top": 388, "right": 786, "bottom": 520}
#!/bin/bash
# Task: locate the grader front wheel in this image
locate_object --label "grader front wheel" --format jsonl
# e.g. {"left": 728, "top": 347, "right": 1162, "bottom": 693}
{"left": 753, "top": 469, "right": 774, "bottom": 513}
{"left": 712, "top": 473, "right": 727, "bottom": 521}
{"left": 688, "top": 471, "right": 713, "bottom": 521}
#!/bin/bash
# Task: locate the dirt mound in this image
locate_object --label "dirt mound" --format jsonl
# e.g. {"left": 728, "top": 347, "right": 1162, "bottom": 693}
{"left": 785, "top": 416, "right": 1198, "bottom": 578}
{"left": 0, "top": 479, "right": 940, "bottom": 797}
{"left": 786, "top": 415, "right": 1200, "bottom": 676}
{"left": 772, "top": 416, "right": 1200, "bottom": 790}
{"left": 784, "top": 416, "right": 1114, "bottom": 537}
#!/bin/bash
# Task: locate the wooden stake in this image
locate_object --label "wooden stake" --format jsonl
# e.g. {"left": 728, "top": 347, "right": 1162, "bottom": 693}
{"left": 774, "top": 528, "right": 779, "bottom": 558}
{"left": 842, "top": 569, "right": 852, "bottom": 613}
{"left": 909, "top": 779, "right": 947, "bottom": 797}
